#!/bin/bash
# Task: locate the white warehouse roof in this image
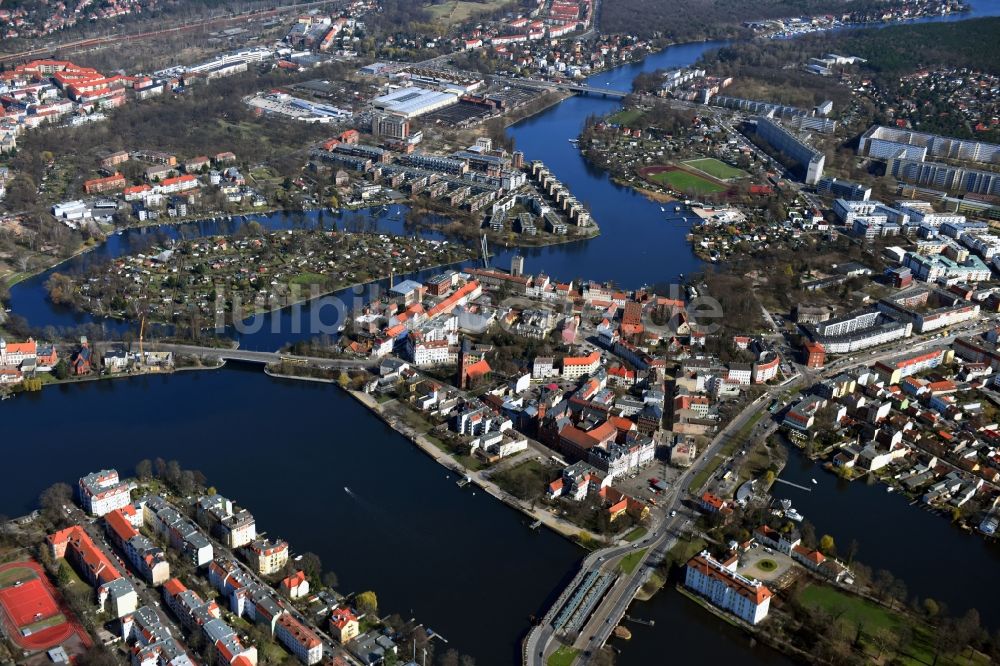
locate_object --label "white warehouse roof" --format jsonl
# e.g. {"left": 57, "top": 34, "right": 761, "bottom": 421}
{"left": 371, "top": 86, "right": 459, "bottom": 118}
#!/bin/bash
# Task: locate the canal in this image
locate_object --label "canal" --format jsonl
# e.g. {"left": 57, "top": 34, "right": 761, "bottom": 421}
{"left": 4, "top": 2, "right": 1000, "bottom": 663}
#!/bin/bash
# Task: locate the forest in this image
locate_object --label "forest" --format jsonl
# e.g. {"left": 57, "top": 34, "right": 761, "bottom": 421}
{"left": 701, "top": 17, "right": 1000, "bottom": 84}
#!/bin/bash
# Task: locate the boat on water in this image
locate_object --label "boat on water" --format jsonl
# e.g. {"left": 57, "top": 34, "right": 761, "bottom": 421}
{"left": 886, "top": 486, "right": 895, "bottom": 493}
{"left": 785, "top": 508, "right": 804, "bottom": 522}
{"left": 344, "top": 486, "right": 351, "bottom": 493}
{"left": 979, "top": 514, "right": 998, "bottom": 536}
{"left": 660, "top": 206, "right": 665, "bottom": 212}
{"left": 811, "top": 478, "right": 818, "bottom": 484}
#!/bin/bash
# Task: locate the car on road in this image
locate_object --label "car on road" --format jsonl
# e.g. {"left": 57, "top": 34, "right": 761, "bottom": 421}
{"left": 670, "top": 510, "right": 677, "bottom": 517}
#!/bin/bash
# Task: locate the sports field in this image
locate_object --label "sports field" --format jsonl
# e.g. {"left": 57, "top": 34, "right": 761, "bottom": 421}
{"left": 682, "top": 158, "right": 747, "bottom": 180}
{"left": 639, "top": 165, "right": 727, "bottom": 194}
{"left": 0, "top": 560, "right": 89, "bottom": 652}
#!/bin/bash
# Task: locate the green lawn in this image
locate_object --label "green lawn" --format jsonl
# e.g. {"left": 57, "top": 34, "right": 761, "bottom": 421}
{"left": 648, "top": 169, "right": 726, "bottom": 194}
{"left": 624, "top": 526, "right": 648, "bottom": 542}
{"left": 289, "top": 272, "right": 328, "bottom": 286}
{"left": 682, "top": 157, "right": 748, "bottom": 180}
{"left": 609, "top": 108, "right": 645, "bottom": 126}
{"left": 757, "top": 559, "right": 778, "bottom": 572}
{"left": 0, "top": 566, "right": 37, "bottom": 588}
{"left": 618, "top": 548, "right": 648, "bottom": 575}
{"left": 548, "top": 645, "right": 579, "bottom": 666}
{"left": 799, "top": 584, "right": 898, "bottom": 633}
{"left": 23, "top": 613, "right": 66, "bottom": 633}
{"left": 795, "top": 584, "right": 993, "bottom": 666}
{"left": 426, "top": 0, "right": 513, "bottom": 26}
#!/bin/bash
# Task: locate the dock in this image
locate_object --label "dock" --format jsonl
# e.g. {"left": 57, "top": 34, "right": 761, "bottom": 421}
{"left": 625, "top": 615, "right": 655, "bottom": 627}
{"left": 774, "top": 478, "right": 812, "bottom": 492}
{"left": 529, "top": 519, "right": 542, "bottom": 530}
{"left": 456, "top": 476, "right": 471, "bottom": 488}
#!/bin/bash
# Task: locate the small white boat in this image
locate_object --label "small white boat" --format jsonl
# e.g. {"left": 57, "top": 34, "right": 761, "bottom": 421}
{"left": 811, "top": 478, "right": 817, "bottom": 484}
{"left": 660, "top": 206, "right": 665, "bottom": 212}
{"left": 886, "top": 487, "right": 895, "bottom": 493}
{"left": 785, "top": 508, "right": 804, "bottom": 522}
{"left": 344, "top": 486, "right": 351, "bottom": 493}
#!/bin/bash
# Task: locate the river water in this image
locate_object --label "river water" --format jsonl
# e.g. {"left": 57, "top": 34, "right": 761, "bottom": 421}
{"left": 4, "top": 3, "right": 1000, "bottom": 663}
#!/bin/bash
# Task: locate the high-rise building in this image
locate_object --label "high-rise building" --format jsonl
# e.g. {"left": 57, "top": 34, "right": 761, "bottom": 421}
{"left": 755, "top": 117, "right": 825, "bottom": 184}
{"left": 511, "top": 255, "right": 524, "bottom": 277}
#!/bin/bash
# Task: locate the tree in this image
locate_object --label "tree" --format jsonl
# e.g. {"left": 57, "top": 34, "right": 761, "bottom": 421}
{"left": 923, "top": 597, "right": 940, "bottom": 620}
{"left": 135, "top": 459, "right": 153, "bottom": 480}
{"left": 52, "top": 359, "right": 70, "bottom": 380}
{"left": 39, "top": 482, "right": 73, "bottom": 523}
{"left": 77, "top": 646, "right": 119, "bottom": 666}
{"left": 57, "top": 561, "right": 72, "bottom": 586}
{"left": 438, "top": 650, "right": 459, "bottom": 666}
{"left": 299, "top": 552, "right": 322, "bottom": 581}
{"left": 818, "top": 534, "right": 836, "bottom": 556}
{"left": 321, "top": 571, "right": 339, "bottom": 590}
{"left": 764, "top": 469, "right": 776, "bottom": 486}
{"left": 356, "top": 590, "right": 378, "bottom": 615}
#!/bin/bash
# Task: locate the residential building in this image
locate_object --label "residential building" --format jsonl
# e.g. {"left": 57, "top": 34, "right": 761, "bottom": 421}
{"left": 243, "top": 538, "right": 289, "bottom": 576}
{"left": 143, "top": 496, "right": 214, "bottom": 567}
{"left": 755, "top": 117, "right": 824, "bottom": 184}
{"left": 685, "top": 551, "right": 772, "bottom": 625}
{"left": 197, "top": 495, "right": 257, "bottom": 548}
{"left": 105, "top": 508, "right": 170, "bottom": 585}
{"left": 275, "top": 613, "right": 323, "bottom": 665}
{"left": 78, "top": 469, "right": 131, "bottom": 516}
{"left": 280, "top": 571, "right": 309, "bottom": 600}
{"left": 561, "top": 351, "right": 601, "bottom": 380}
{"left": 329, "top": 608, "right": 360, "bottom": 643}
{"left": 48, "top": 525, "right": 137, "bottom": 618}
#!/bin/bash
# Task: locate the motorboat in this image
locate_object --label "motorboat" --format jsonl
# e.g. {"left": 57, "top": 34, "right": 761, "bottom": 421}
{"left": 785, "top": 508, "right": 804, "bottom": 522}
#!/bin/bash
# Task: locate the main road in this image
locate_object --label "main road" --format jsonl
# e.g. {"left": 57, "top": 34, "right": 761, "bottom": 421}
{"left": 525, "top": 391, "right": 778, "bottom": 665}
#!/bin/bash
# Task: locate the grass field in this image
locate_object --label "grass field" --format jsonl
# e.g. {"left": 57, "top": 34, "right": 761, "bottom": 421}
{"left": 647, "top": 168, "right": 726, "bottom": 194}
{"left": 22, "top": 613, "right": 67, "bottom": 634}
{"left": 0, "top": 566, "right": 37, "bottom": 588}
{"left": 682, "top": 158, "right": 747, "bottom": 180}
{"left": 799, "top": 584, "right": 898, "bottom": 632}
{"left": 624, "top": 526, "right": 648, "bottom": 542}
{"left": 425, "top": 0, "right": 512, "bottom": 25}
{"left": 548, "top": 645, "right": 579, "bottom": 666}
{"left": 608, "top": 108, "right": 645, "bottom": 126}
{"left": 619, "top": 548, "right": 648, "bottom": 575}
{"left": 289, "top": 272, "right": 328, "bottom": 286}
{"left": 798, "top": 584, "right": 992, "bottom": 666}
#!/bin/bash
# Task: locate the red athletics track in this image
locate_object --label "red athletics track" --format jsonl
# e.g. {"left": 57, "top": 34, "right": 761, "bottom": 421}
{"left": 0, "top": 560, "right": 91, "bottom": 651}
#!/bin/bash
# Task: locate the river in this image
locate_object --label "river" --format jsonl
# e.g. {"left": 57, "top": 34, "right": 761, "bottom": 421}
{"left": 4, "top": 3, "right": 1000, "bottom": 663}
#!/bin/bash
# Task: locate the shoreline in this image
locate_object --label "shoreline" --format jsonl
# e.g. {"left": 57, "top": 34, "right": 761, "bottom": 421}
{"left": 345, "top": 387, "right": 603, "bottom": 546}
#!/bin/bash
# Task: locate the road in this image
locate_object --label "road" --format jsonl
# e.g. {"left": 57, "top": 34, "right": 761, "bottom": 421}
{"left": 526, "top": 390, "right": 778, "bottom": 665}
{"left": 146, "top": 342, "right": 377, "bottom": 370}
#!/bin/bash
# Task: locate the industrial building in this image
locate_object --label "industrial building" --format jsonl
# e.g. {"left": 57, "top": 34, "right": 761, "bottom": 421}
{"left": 371, "top": 86, "right": 459, "bottom": 119}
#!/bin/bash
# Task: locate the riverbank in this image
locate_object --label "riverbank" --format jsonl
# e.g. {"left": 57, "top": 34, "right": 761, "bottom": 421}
{"left": 347, "top": 388, "right": 603, "bottom": 545}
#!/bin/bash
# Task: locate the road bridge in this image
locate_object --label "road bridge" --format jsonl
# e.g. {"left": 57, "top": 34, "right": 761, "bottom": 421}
{"left": 146, "top": 342, "right": 376, "bottom": 370}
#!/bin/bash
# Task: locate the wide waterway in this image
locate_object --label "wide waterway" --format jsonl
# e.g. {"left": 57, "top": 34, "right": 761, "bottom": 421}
{"left": 5, "top": 3, "right": 1000, "bottom": 662}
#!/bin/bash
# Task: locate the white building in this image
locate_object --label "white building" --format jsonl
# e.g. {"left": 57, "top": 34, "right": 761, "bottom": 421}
{"left": 78, "top": 469, "right": 131, "bottom": 517}
{"left": 685, "top": 551, "right": 772, "bottom": 625}
{"left": 411, "top": 339, "right": 451, "bottom": 367}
